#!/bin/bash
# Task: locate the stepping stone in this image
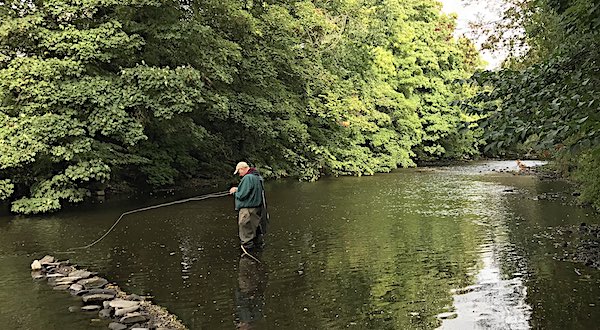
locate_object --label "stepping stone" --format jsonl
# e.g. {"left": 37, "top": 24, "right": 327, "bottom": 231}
{"left": 82, "top": 293, "right": 116, "bottom": 303}
{"left": 81, "top": 305, "right": 102, "bottom": 312}
{"left": 69, "top": 283, "right": 84, "bottom": 291}
{"left": 54, "top": 265, "right": 76, "bottom": 275}
{"left": 39, "top": 255, "right": 55, "bottom": 265}
{"left": 69, "top": 270, "right": 92, "bottom": 279}
{"left": 114, "top": 305, "right": 140, "bottom": 316}
{"left": 86, "top": 288, "right": 117, "bottom": 295}
{"left": 109, "top": 299, "right": 140, "bottom": 309}
{"left": 119, "top": 312, "right": 148, "bottom": 324}
{"left": 55, "top": 276, "right": 82, "bottom": 285}
{"left": 77, "top": 276, "right": 108, "bottom": 289}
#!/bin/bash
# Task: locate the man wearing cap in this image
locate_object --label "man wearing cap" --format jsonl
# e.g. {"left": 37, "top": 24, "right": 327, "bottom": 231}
{"left": 229, "top": 162, "right": 267, "bottom": 252}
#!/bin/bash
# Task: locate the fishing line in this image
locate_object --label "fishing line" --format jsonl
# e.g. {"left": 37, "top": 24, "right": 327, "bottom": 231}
{"left": 57, "top": 191, "right": 230, "bottom": 253}
{"left": 240, "top": 244, "right": 262, "bottom": 264}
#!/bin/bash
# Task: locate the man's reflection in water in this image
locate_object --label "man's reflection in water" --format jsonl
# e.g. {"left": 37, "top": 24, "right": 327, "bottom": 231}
{"left": 235, "top": 254, "right": 267, "bottom": 329}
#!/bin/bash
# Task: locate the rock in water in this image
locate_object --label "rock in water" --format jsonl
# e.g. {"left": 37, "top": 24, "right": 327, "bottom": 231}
{"left": 114, "top": 304, "right": 140, "bottom": 316}
{"left": 39, "top": 255, "right": 55, "bottom": 265}
{"left": 54, "top": 276, "right": 82, "bottom": 285}
{"left": 108, "top": 322, "right": 127, "bottom": 330}
{"left": 82, "top": 293, "right": 116, "bottom": 303}
{"left": 109, "top": 299, "right": 140, "bottom": 309}
{"left": 52, "top": 284, "right": 71, "bottom": 290}
{"left": 69, "top": 283, "right": 84, "bottom": 291}
{"left": 119, "top": 312, "right": 148, "bottom": 324}
{"left": 99, "top": 308, "right": 112, "bottom": 319}
{"left": 31, "top": 270, "right": 44, "bottom": 279}
{"left": 31, "top": 260, "right": 42, "bottom": 270}
{"left": 69, "top": 270, "right": 92, "bottom": 279}
{"left": 77, "top": 276, "right": 108, "bottom": 289}
{"left": 81, "top": 305, "right": 102, "bottom": 312}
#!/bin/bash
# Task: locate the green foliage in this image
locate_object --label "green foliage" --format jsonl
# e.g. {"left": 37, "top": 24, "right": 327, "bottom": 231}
{"left": 574, "top": 147, "right": 600, "bottom": 210}
{"left": 1, "top": 0, "right": 483, "bottom": 214}
{"left": 466, "top": 0, "right": 600, "bottom": 207}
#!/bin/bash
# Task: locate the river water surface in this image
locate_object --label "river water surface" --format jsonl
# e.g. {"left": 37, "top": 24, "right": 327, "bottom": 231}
{"left": 1, "top": 161, "right": 599, "bottom": 329}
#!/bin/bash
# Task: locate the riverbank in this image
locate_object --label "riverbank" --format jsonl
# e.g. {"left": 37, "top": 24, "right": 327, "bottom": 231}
{"left": 514, "top": 162, "right": 600, "bottom": 272}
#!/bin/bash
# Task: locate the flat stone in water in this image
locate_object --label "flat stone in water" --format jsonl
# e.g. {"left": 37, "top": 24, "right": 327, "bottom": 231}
{"left": 39, "top": 255, "right": 55, "bottom": 265}
{"left": 81, "top": 305, "right": 102, "bottom": 312}
{"left": 82, "top": 293, "right": 116, "bottom": 303}
{"left": 68, "top": 306, "right": 81, "bottom": 312}
{"left": 115, "top": 305, "right": 140, "bottom": 316}
{"left": 120, "top": 312, "right": 148, "bottom": 324}
{"left": 46, "top": 273, "right": 66, "bottom": 278}
{"left": 110, "top": 299, "right": 140, "bottom": 309}
{"left": 53, "top": 284, "right": 71, "bottom": 290}
{"left": 77, "top": 276, "right": 108, "bottom": 289}
{"left": 55, "top": 276, "right": 81, "bottom": 285}
{"left": 69, "top": 270, "right": 93, "bottom": 279}
{"left": 69, "top": 283, "right": 84, "bottom": 291}
{"left": 54, "top": 265, "right": 76, "bottom": 275}
{"left": 108, "top": 322, "right": 127, "bottom": 330}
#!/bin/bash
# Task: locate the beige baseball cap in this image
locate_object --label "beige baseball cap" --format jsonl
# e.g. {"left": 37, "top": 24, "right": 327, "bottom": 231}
{"left": 233, "top": 161, "right": 249, "bottom": 174}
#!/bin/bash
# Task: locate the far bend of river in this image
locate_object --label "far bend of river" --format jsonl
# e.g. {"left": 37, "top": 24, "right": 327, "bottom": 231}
{"left": 1, "top": 160, "right": 600, "bottom": 330}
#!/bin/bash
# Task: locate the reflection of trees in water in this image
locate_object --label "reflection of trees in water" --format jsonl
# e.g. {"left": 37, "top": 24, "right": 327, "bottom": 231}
{"left": 235, "top": 256, "right": 267, "bottom": 329}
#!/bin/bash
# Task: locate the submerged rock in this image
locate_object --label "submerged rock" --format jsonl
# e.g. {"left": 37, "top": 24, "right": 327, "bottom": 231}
{"left": 52, "top": 284, "right": 71, "bottom": 290}
{"left": 68, "top": 306, "right": 81, "bottom": 312}
{"left": 108, "top": 322, "right": 127, "bottom": 330}
{"left": 31, "top": 270, "right": 44, "bottom": 279}
{"left": 99, "top": 308, "right": 112, "bottom": 319}
{"left": 54, "top": 276, "right": 82, "bottom": 285}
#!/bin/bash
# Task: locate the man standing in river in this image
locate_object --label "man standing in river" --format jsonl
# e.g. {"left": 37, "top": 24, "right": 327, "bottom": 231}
{"left": 229, "top": 161, "right": 268, "bottom": 253}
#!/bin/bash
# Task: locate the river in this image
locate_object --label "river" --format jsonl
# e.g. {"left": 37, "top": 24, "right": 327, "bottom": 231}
{"left": 1, "top": 160, "right": 599, "bottom": 329}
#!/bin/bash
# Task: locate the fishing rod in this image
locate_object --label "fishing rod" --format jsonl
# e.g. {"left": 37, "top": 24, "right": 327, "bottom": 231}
{"left": 59, "top": 190, "right": 230, "bottom": 253}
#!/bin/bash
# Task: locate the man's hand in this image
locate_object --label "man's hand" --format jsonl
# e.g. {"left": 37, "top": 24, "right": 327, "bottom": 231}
{"left": 229, "top": 187, "right": 238, "bottom": 194}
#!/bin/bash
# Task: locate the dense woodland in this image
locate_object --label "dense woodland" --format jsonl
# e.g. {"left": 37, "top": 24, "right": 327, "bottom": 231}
{"left": 0, "top": 0, "right": 598, "bottom": 214}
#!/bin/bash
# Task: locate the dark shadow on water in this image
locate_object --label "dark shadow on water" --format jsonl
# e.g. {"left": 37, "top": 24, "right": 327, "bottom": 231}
{"left": 235, "top": 254, "right": 267, "bottom": 330}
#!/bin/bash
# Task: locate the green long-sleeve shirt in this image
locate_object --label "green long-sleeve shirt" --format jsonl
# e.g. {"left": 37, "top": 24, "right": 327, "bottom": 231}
{"left": 234, "top": 172, "right": 263, "bottom": 210}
